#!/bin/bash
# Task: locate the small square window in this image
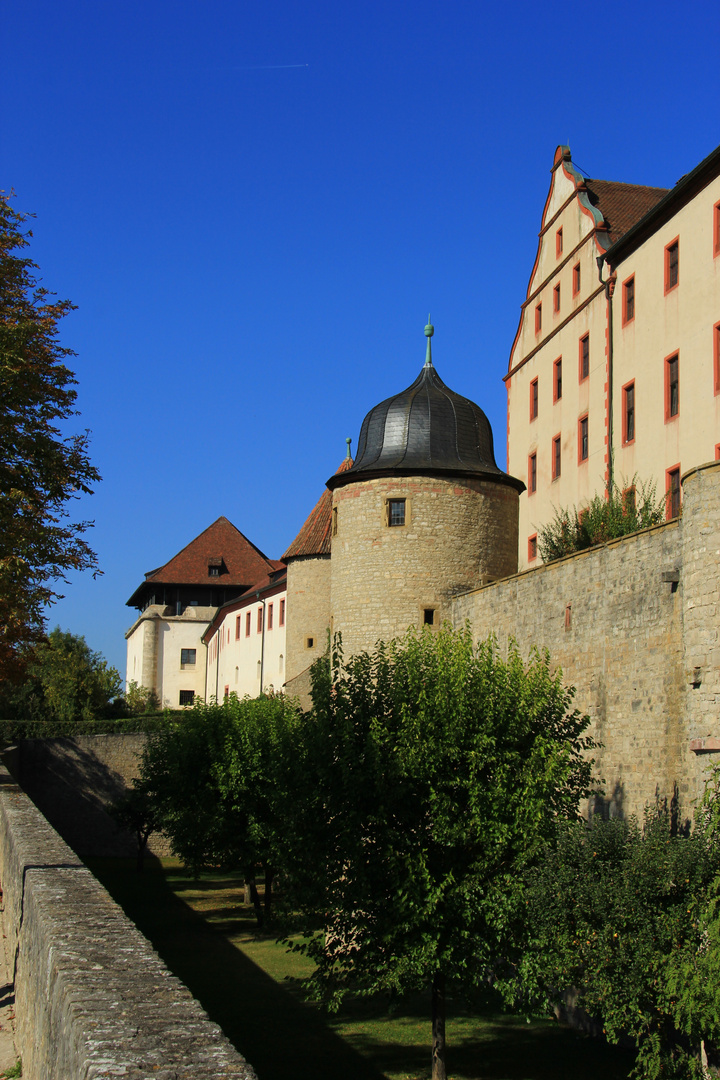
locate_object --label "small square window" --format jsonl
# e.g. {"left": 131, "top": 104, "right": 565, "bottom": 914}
{"left": 623, "top": 276, "right": 635, "bottom": 325}
{"left": 573, "top": 263, "right": 581, "bottom": 296}
{"left": 578, "top": 416, "right": 588, "bottom": 463}
{"left": 423, "top": 608, "right": 435, "bottom": 626}
{"left": 179, "top": 690, "right": 195, "bottom": 706}
{"left": 666, "top": 466, "right": 681, "bottom": 519}
{"left": 623, "top": 382, "right": 635, "bottom": 444}
{"left": 387, "top": 498, "right": 406, "bottom": 527}
{"left": 556, "top": 228, "right": 563, "bottom": 257}
{"left": 181, "top": 648, "right": 196, "bottom": 667}
{"left": 553, "top": 283, "right": 561, "bottom": 313}
{"left": 528, "top": 452, "right": 537, "bottom": 494}
{"left": 665, "top": 239, "right": 679, "bottom": 293}
{"left": 666, "top": 353, "right": 679, "bottom": 420}
{"left": 553, "top": 358, "right": 562, "bottom": 402}
{"left": 306, "top": 636, "right": 315, "bottom": 649}
{"left": 552, "top": 435, "right": 561, "bottom": 480}
{"left": 579, "top": 334, "right": 589, "bottom": 381}
{"left": 530, "top": 378, "right": 538, "bottom": 421}
{"left": 279, "top": 598, "right": 286, "bottom": 626}
{"left": 528, "top": 534, "right": 538, "bottom": 561}
{"left": 535, "top": 303, "right": 542, "bottom": 334}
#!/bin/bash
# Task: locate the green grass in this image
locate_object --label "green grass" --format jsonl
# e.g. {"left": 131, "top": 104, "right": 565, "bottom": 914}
{"left": 86, "top": 858, "right": 635, "bottom": 1080}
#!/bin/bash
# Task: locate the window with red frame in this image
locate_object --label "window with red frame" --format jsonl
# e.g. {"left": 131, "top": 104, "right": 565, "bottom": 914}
{"left": 666, "top": 467, "right": 681, "bottom": 519}
{"left": 530, "top": 378, "right": 538, "bottom": 420}
{"left": 715, "top": 202, "right": 720, "bottom": 257}
{"left": 279, "top": 598, "right": 286, "bottom": 626}
{"left": 665, "top": 239, "right": 679, "bottom": 292}
{"left": 666, "top": 353, "right": 679, "bottom": 419}
{"left": 556, "top": 228, "right": 563, "bottom": 257}
{"left": 623, "top": 382, "right": 635, "bottom": 444}
{"left": 268, "top": 603, "right": 273, "bottom": 630}
{"left": 528, "top": 534, "right": 538, "bottom": 561}
{"left": 528, "top": 452, "right": 537, "bottom": 493}
{"left": 553, "top": 358, "right": 562, "bottom": 401}
{"left": 579, "top": 334, "right": 589, "bottom": 381}
{"left": 224, "top": 685, "right": 229, "bottom": 699}
{"left": 578, "top": 415, "right": 588, "bottom": 462}
{"left": 716, "top": 444, "right": 720, "bottom": 461}
{"left": 236, "top": 615, "right": 241, "bottom": 639}
{"left": 257, "top": 607, "right": 263, "bottom": 633}
{"left": 245, "top": 611, "right": 251, "bottom": 637}
{"left": 553, "top": 283, "right": 561, "bottom": 313}
{"left": 535, "top": 303, "right": 542, "bottom": 333}
{"left": 623, "top": 276, "right": 635, "bottom": 325}
{"left": 552, "top": 435, "right": 561, "bottom": 480}
{"left": 714, "top": 323, "right": 720, "bottom": 394}
{"left": 573, "top": 262, "right": 581, "bottom": 295}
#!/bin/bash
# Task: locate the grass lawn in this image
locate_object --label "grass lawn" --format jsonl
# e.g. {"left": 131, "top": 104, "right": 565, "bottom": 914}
{"left": 86, "top": 857, "right": 635, "bottom": 1080}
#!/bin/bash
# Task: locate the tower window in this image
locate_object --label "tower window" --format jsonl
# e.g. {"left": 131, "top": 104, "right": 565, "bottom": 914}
{"left": 423, "top": 608, "right": 435, "bottom": 626}
{"left": 387, "top": 498, "right": 406, "bottom": 527}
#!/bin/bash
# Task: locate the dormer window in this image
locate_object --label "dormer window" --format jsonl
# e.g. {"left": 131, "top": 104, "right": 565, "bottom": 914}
{"left": 208, "top": 557, "right": 223, "bottom": 577}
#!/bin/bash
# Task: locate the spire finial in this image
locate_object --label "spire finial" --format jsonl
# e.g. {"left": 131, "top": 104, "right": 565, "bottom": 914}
{"left": 424, "top": 314, "right": 434, "bottom": 367}
{"left": 345, "top": 436, "right": 352, "bottom": 459}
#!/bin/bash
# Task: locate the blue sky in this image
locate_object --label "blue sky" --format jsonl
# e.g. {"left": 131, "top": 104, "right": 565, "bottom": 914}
{"left": 3, "top": 0, "right": 718, "bottom": 677}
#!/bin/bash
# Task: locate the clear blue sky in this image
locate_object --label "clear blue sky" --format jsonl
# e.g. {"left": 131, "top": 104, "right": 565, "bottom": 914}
{"left": 3, "top": 0, "right": 718, "bottom": 677}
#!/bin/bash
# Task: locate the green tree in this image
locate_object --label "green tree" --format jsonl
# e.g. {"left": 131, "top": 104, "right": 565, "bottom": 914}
{"left": 124, "top": 680, "right": 161, "bottom": 716}
{"left": 108, "top": 782, "right": 159, "bottom": 872}
{"left": 0, "top": 628, "right": 122, "bottom": 722}
{"left": 286, "top": 626, "right": 597, "bottom": 1080}
{"left": 0, "top": 194, "right": 100, "bottom": 684}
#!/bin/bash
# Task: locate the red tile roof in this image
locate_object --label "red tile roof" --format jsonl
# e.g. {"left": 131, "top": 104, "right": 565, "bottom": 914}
{"left": 282, "top": 458, "right": 353, "bottom": 559}
{"left": 583, "top": 179, "right": 669, "bottom": 245}
{"left": 138, "top": 517, "right": 273, "bottom": 588}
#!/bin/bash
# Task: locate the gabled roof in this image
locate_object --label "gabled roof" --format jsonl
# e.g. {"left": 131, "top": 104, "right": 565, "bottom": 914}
{"left": 126, "top": 517, "right": 274, "bottom": 606}
{"left": 282, "top": 458, "right": 353, "bottom": 559}
{"left": 583, "top": 179, "right": 669, "bottom": 246}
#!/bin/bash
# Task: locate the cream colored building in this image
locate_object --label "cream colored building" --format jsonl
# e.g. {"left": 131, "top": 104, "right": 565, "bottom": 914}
{"left": 507, "top": 142, "right": 720, "bottom": 570}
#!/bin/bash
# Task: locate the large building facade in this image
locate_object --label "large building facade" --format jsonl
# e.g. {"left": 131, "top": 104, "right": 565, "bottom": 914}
{"left": 507, "top": 142, "right": 720, "bottom": 570}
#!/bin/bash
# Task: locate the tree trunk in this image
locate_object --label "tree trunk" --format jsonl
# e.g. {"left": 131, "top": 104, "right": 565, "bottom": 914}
{"left": 431, "top": 970, "right": 447, "bottom": 1080}
{"left": 263, "top": 865, "right": 274, "bottom": 918}
{"left": 249, "top": 879, "right": 263, "bottom": 928}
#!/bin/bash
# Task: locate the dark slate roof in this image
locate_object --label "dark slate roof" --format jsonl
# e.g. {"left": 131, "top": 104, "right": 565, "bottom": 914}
{"left": 329, "top": 360, "right": 523, "bottom": 491}
{"left": 584, "top": 179, "right": 669, "bottom": 245}
{"left": 126, "top": 517, "right": 274, "bottom": 606}
{"left": 282, "top": 458, "right": 354, "bottom": 559}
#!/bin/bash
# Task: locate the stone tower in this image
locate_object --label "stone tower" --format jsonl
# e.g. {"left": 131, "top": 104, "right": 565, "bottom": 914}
{"left": 327, "top": 320, "right": 524, "bottom": 657}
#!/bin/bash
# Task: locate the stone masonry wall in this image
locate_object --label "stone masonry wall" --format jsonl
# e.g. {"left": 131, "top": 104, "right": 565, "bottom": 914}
{"left": 14, "top": 734, "right": 172, "bottom": 858}
{"left": 284, "top": 555, "right": 331, "bottom": 709}
{"left": 331, "top": 474, "right": 519, "bottom": 657}
{"left": 0, "top": 767, "right": 256, "bottom": 1080}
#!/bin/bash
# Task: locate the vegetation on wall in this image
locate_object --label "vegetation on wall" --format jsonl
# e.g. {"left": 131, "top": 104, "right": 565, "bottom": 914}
{"left": 537, "top": 477, "right": 667, "bottom": 563}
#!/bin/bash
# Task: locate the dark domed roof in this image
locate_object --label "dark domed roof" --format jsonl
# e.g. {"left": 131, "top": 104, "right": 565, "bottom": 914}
{"left": 328, "top": 321, "right": 524, "bottom": 492}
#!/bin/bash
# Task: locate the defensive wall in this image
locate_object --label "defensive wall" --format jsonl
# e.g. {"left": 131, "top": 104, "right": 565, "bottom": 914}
{"left": 452, "top": 459, "right": 720, "bottom": 821}
{"left": 0, "top": 765, "right": 256, "bottom": 1080}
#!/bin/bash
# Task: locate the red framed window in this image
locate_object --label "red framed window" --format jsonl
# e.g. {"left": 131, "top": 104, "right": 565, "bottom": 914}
{"left": 268, "top": 603, "right": 273, "bottom": 630}
{"left": 224, "top": 685, "right": 229, "bottom": 699}
{"left": 236, "top": 615, "right": 242, "bottom": 640}
{"left": 715, "top": 202, "right": 720, "bottom": 258}
{"left": 579, "top": 334, "right": 589, "bottom": 381}
{"left": 666, "top": 465, "right": 681, "bottom": 519}
{"left": 528, "top": 534, "right": 538, "bottom": 561}
{"left": 665, "top": 238, "right": 679, "bottom": 293}
{"left": 572, "top": 262, "right": 581, "bottom": 296}
{"left": 552, "top": 434, "right": 561, "bottom": 480}
{"left": 716, "top": 444, "right": 720, "bottom": 461}
{"left": 257, "top": 607, "right": 263, "bottom": 633}
{"left": 279, "top": 598, "right": 286, "bottom": 626}
{"left": 714, "top": 322, "right": 720, "bottom": 395}
{"left": 622, "top": 381, "right": 635, "bottom": 445}
{"left": 528, "top": 452, "right": 537, "bottom": 493}
{"left": 553, "top": 283, "right": 561, "bottom": 313}
{"left": 622, "top": 275, "right": 635, "bottom": 326}
{"left": 665, "top": 352, "right": 679, "bottom": 420}
{"left": 535, "top": 303, "right": 542, "bottom": 334}
{"left": 556, "top": 227, "right": 563, "bottom": 257}
{"left": 578, "top": 415, "right": 588, "bottom": 463}
{"left": 245, "top": 611, "right": 251, "bottom": 637}
{"left": 553, "top": 358, "right": 562, "bottom": 402}
{"left": 530, "top": 377, "right": 538, "bottom": 420}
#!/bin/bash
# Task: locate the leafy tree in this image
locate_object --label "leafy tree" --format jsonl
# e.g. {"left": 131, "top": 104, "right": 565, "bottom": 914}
{"left": 286, "top": 626, "right": 597, "bottom": 1080}
{"left": 0, "top": 194, "right": 100, "bottom": 684}
{"left": 514, "top": 793, "right": 720, "bottom": 1079}
{"left": 538, "top": 475, "right": 666, "bottom": 563}
{"left": 123, "top": 680, "right": 161, "bottom": 716}
{"left": 0, "top": 627, "right": 122, "bottom": 722}
{"left": 108, "top": 782, "right": 159, "bottom": 872}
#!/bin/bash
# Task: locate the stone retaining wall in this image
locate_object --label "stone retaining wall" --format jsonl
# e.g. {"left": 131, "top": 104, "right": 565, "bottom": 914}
{"left": 0, "top": 767, "right": 256, "bottom": 1080}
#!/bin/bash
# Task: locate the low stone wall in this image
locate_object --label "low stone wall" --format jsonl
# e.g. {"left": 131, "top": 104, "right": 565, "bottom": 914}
{"left": 0, "top": 766, "right": 257, "bottom": 1080}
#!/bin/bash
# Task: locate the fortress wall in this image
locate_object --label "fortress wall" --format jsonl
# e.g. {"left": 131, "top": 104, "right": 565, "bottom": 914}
{"left": 0, "top": 766, "right": 256, "bottom": 1080}
{"left": 14, "top": 734, "right": 173, "bottom": 858}
{"left": 453, "top": 518, "right": 690, "bottom": 821}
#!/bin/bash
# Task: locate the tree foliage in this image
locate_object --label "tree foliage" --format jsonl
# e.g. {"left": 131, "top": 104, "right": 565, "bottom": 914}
{"left": 538, "top": 476, "right": 666, "bottom": 564}
{"left": 286, "top": 626, "right": 597, "bottom": 1079}
{"left": 0, "top": 627, "right": 122, "bottom": 723}
{"left": 0, "top": 194, "right": 100, "bottom": 683}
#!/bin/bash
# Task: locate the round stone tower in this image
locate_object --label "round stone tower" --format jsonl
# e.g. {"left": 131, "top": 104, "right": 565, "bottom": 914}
{"left": 327, "top": 320, "right": 524, "bottom": 658}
